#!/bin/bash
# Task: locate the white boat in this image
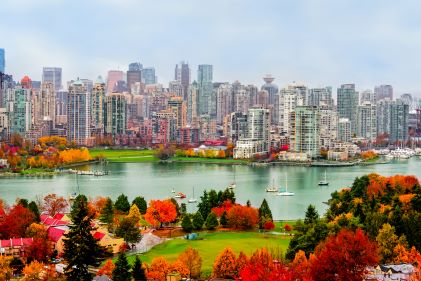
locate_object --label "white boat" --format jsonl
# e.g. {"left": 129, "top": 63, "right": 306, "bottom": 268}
{"left": 174, "top": 192, "right": 186, "bottom": 199}
{"left": 171, "top": 188, "right": 176, "bottom": 193}
{"left": 318, "top": 171, "right": 329, "bottom": 186}
{"left": 227, "top": 167, "right": 236, "bottom": 189}
{"left": 277, "top": 174, "right": 295, "bottom": 196}
{"left": 188, "top": 187, "right": 197, "bottom": 203}
{"left": 266, "top": 178, "right": 278, "bottom": 192}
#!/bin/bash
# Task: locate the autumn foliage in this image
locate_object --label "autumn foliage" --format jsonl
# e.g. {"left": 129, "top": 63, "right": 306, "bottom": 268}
{"left": 145, "top": 200, "right": 177, "bottom": 228}
{"left": 226, "top": 205, "right": 259, "bottom": 230}
{"left": 97, "top": 260, "right": 115, "bottom": 278}
{"left": 367, "top": 173, "right": 419, "bottom": 197}
{"left": 360, "top": 150, "right": 378, "bottom": 160}
{"left": 0, "top": 205, "right": 35, "bottom": 239}
{"left": 212, "top": 247, "right": 237, "bottom": 279}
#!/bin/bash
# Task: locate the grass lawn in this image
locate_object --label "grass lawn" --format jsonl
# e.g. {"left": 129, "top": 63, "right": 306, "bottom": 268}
{"left": 89, "top": 149, "right": 160, "bottom": 163}
{"left": 127, "top": 231, "right": 291, "bottom": 275}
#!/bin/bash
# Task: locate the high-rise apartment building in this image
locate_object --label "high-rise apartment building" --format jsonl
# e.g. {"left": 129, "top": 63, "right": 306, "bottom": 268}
{"left": 376, "top": 98, "right": 392, "bottom": 136}
{"left": 319, "top": 108, "right": 338, "bottom": 149}
{"left": 229, "top": 112, "right": 248, "bottom": 144}
{"left": 290, "top": 106, "right": 320, "bottom": 158}
{"left": 175, "top": 61, "right": 190, "bottom": 100}
{"left": 91, "top": 77, "right": 105, "bottom": 131}
{"left": 106, "top": 70, "right": 125, "bottom": 93}
{"left": 360, "top": 90, "right": 375, "bottom": 104}
{"left": 308, "top": 87, "right": 333, "bottom": 108}
{"left": 261, "top": 75, "right": 279, "bottom": 124}
{"left": 187, "top": 81, "right": 199, "bottom": 125}
{"left": 0, "top": 48, "right": 5, "bottom": 73}
{"left": 42, "top": 67, "right": 62, "bottom": 91}
{"left": 338, "top": 118, "right": 351, "bottom": 142}
{"left": 197, "top": 64, "right": 213, "bottom": 115}
{"left": 168, "top": 96, "right": 186, "bottom": 130}
{"left": 390, "top": 99, "right": 409, "bottom": 144}
{"left": 39, "top": 83, "right": 56, "bottom": 125}
{"left": 104, "top": 93, "right": 127, "bottom": 137}
{"left": 55, "top": 90, "right": 68, "bottom": 124}
{"left": 247, "top": 107, "right": 270, "bottom": 151}
{"left": 279, "top": 83, "right": 307, "bottom": 134}
{"left": 8, "top": 87, "right": 32, "bottom": 134}
{"left": 356, "top": 102, "right": 377, "bottom": 141}
{"left": 127, "top": 62, "right": 142, "bottom": 93}
{"left": 337, "top": 84, "right": 359, "bottom": 135}
{"left": 67, "top": 79, "right": 90, "bottom": 145}
{"left": 375, "top": 85, "right": 393, "bottom": 102}
{"left": 142, "top": 67, "right": 156, "bottom": 85}
{"left": 169, "top": 81, "right": 183, "bottom": 97}
{"left": 216, "top": 83, "right": 233, "bottom": 125}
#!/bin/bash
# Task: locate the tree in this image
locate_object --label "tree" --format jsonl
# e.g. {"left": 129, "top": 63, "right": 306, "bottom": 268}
{"left": 42, "top": 193, "right": 68, "bottom": 217}
{"left": 205, "top": 212, "right": 219, "bottom": 230}
{"left": 213, "top": 247, "right": 237, "bottom": 279}
{"left": 197, "top": 191, "right": 211, "bottom": 220}
{"left": 132, "top": 196, "right": 147, "bottom": 214}
{"left": 115, "top": 194, "right": 130, "bottom": 213}
{"left": 112, "top": 251, "right": 131, "bottom": 281}
{"left": 63, "top": 195, "right": 105, "bottom": 281}
{"left": 290, "top": 250, "right": 311, "bottom": 280}
{"left": 227, "top": 205, "right": 259, "bottom": 230}
{"left": 170, "top": 260, "right": 190, "bottom": 277}
{"left": 220, "top": 210, "right": 228, "bottom": 227}
{"left": 192, "top": 211, "right": 204, "bottom": 230}
{"left": 115, "top": 217, "right": 141, "bottom": 246}
{"left": 22, "top": 261, "right": 45, "bottom": 281}
{"left": 28, "top": 201, "right": 40, "bottom": 222}
{"left": 0, "top": 204, "right": 35, "bottom": 239}
{"left": 144, "top": 200, "right": 177, "bottom": 228}
{"left": 97, "top": 260, "right": 115, "bottom": 278}
{"left": 236, "top": 251, "right": 249, "bottom": 276}
{"left": 26, "top": 223, "right": 47, "bottom": 238}
{"left": 181, "top": 214, "right": 193, "bottom": 233}
{"left": 376, "top": 223, "right": 401, "bottom": 263}
{"left": 127, "top": 204, "right": 142, "bottom": 225}
{"left": 310, "top": 228, "right": 379, "bottom": 281}
{"left": 147, "top": 257, "right": 170, "bottom": 281}
{"left": 132, "top": 256, "right": 147, "bottom": 281}
{"left": 304, "top": 204, "right": 319, "bottom": 225}
{"left": 0, "top": 256, "right": 12, "bottom": 281}
{"left": 26, "top": 238, "right": 52, "bottom": 262}
{"left": 155, "top": 145, "right": 175, "bottom": 160}
{"left": 178, "top": 247, "right": 202, "bottom": 279}
{"left": 263, "top": 221, "right": 275, "bottom": 230}
{"left": 258, "top": 199, "right": 273, "bottom": 229}
{"left": 100, "top": 197, "right": 114, "bottom": 224}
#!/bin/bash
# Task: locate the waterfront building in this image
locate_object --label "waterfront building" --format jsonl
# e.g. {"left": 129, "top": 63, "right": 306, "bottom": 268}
{"left": 308, "top": 87, "right": 333, "bottom": 109}
{"left": 247, "top": 107, "right": 270, "bottom": 151}
{"left": 127, "top": 62, "right": 142, "bottom": 93}
{"left": 0, "top": 108, "right": 8, "bottom": 140}
{"left": 142, "top": 67, "right": 156, "bottom": 85}
{"left": 375, "top": 84, "right": 393, "bottom": 102}
{"left": 319, "top": 108, "right": 338, "bottom": 149}
{"left": 233, "top": 139, "right": 267, "bottom": 159}
{"left": 179, "top": 126, "right": 199, "bottom": 146}
{"left": 197, "top": 64, "right": 213, "bottom": 115}
{"left": 279, "top": 83, "right": 307, "bottom": 134}
{"left": 104, "top": 93, "right": 127, "bottom": 137}
{"left": 91, "top": 77, "right": 106, "bottom": 132}
{"left": 228, "top": 112, "right": 248, "bottom": 144}
{"left": 67, "top": 79, "right": 90, "bottom": 145}
{"left": 390, "top": 99, "right": 409, "bottom": 144}
{"left": 106, "top": 70, "right": 124, "bottom": 93}
{"left": 376, "top": 98, "right": 392, "bottom": 136}
{"left": 337, "top": 84, "right": 359, "bottom": 135}
{"left": 175, "top": 61, "right": 190, "bottom": 100}
{"left": 0, "top": 48, "right": 4, "bottom": 73}
{"left": 42, "top": 67, "right": 62, "bottom": 91}
{"left": 338, "top": 118, "right": 352, "bottom": 143}
{"left": 8, "top": 87, "right": 32, "bottom": 134}
{"left": 290, "top": 106, "right": 320, "bottom": 158}
{"left": 357, "top": 102, "right": 377, "bottom": 142}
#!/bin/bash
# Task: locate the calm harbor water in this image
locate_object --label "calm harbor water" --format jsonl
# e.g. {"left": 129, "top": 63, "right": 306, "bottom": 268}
{"left": 1, "top": 158, "right": 420, "bottom": 220}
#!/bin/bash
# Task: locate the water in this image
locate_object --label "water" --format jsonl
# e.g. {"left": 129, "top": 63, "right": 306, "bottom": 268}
{"left": 1, "top": 158, "right": 420, "bottom": 220}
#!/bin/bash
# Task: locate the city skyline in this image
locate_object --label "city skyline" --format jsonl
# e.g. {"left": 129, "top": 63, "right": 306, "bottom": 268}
{"left": 2, "top": 0, "right": 421, "bottom": 96}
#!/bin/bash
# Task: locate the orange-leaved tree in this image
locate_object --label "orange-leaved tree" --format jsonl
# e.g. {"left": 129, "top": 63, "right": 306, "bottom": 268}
{"left": 213, "top": 247, "right": 237, "bottom": 279}
{"left": 226, "top": 205, "right": 258, "bottom": 230}
{"left": 146, "top": 256, "right": 170, "bottom": 281}
{"left": 97, "top": 260, "right": 115, "bottom": 278}
{"left": 177, "top": 247, "right": 202, "bottom": 279}
{"left": 144, "top": 199, "right": 177, "bottom": 228}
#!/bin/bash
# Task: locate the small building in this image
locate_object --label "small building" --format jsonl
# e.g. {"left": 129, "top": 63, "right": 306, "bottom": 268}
{"left": 327, "top": 150, "right": 348, "bottom": 161}
{"left": 233, "top": 139, "right": 267, "bottom": 159}
{"left": 365, "top": 264, "right": 414, "bottom": 280}
{"left": 278, "top": 151, "right": 310, "bottom": 162}
{"left": 0, "top": 238, "right": 34, "bottom": 257}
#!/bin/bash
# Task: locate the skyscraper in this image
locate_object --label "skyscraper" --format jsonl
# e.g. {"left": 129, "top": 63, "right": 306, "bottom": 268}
{"left": 142, "top": 67, "right": 156, "bottom": 85}
{"left": 290, "top": 106, "right": 320, "bottom": 158}
{"left": 67, "top": 79, "right": 90, "bottom": 145}
{"left": 356, "top": 102, "right": 377, "bottom": 141}
{"left": 42, "top": 67, "right": 62, "bottom": 91}
{"left": 390, "top": 99, "right": 409, "bottom": 144}
{"left": 104, "top": 93, "right": 127, "bottom": 137}
{"left": 175, "top": 61, "right": 190, "bottom": 100}
{"left": 106, "top": 70, "right": 125, "bottom": 93}
{"left": 247, "top": 107, "right": 270, "bottom": 151}
{"left": 91, "top": 76, "right": 105, "bottom": 131}
{"left": 197, "top": 64, "right": 213, "bottom": 115}
{"left": 127, "top": 62, "right": 142, "bottom": 93}
{"left": 216, "top": 83, "right": 233, "bottom": 125}
{"left": 8, "top": 87, "right": 32, "bottom": 134}
{"left": 39, "top": 82, "right": 56, "bottom": 125}
{"left": 337, "top": 84, "right": 359, "bottom": 135}
{"left": 187, "top": 81, "right": 199, "bottom": 125}
{"left": 279, "top": 83, "right": 307, "bottom": 134}
{"left": 377, "top": 98, "right": 392, "bottom": 136}
{"left": 338, "top": 118, "right": 352, "bottom": 142}
{"left": 375, "top": 85, "right": 393, "bottom": 102}
{"left": 0, "top": 48, "right": 5, "bottom": 73}
{"left": 308, "top": 87, "right": 333, "bottom": 108}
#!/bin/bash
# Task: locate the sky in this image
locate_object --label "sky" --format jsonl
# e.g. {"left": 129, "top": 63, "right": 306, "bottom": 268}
{"left": 1, "top": 0, "right": 421, "bottom": 96}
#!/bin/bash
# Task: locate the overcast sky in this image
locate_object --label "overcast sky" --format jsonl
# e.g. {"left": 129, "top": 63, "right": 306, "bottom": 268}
{"left": 1, "top": 0, "right": 421, "bottom": 96}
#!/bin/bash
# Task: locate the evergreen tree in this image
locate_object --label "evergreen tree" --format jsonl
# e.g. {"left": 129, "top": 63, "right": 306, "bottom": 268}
{"left": 132, "top": 196, "right": 147, "bottom": 214}
{"left": 100, "top": 197, "right": 114, "bottom": 224}
{"left": 258, "top": 199, "right": 273, "bottom": 229}
{"left": 28, "top": 201, "right": 40, "bottom": 222}
{"left": 246, "top": 200, "right": 251, "bottom": 207}
{"left": 221, "top": 188, "right": 236, "bottom": 203}
{"left": 115, "top": 194, "right": 130, "bottom": 213}
{"left": 112, "top": 251, "right": 131, "bottom": 281}
{"left": 220, "top": 210, "right": 228, "bottom": 227}
{"left": 198, "top": 191, "right": 210, "bottom": 220}
{"left": 181, "top": 214, "right": 193, "bottom": 233}
{"left": 63, "top": 195, "right": 105, "bottom": 281}
{"left": 192, "top": 211, "right": 204, "bottom": 230}
{"left": 115, "top": 217, "right": 141, "bottom": 247}
{"left": 304, "top": 204, "right": 319, "bottom": 225}
{"left": 180, "top": 203, "right": 187, "bottom": 216}
{"left": 205, "top": 212, "right": 219, "bottom": 230}
{"left": 208, "top": 190, "right": 219, "bottom": 209}
{"left": 132, "top": 255, "right": 147, "bottom": 281}
{"left": 17, "top": 198, "right": 29, "bottom": 208}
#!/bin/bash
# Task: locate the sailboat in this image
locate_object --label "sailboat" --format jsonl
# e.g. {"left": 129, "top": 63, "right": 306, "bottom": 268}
{"left": 266, "top": 178, "right": 278, "bottom": 192}
{"left": 227, "top": 167, "right": 236, "bottom": 189}
{"left": 188, "top": 187, "right": 197, "bottom": 203}
{"left": 318, "top": 171, "right": 329, "bottom": 186}
{"left": 277, "top": 174, "right": 295, "bottom": 196}
{"left": 171, "top": 188, "right": 176, "bottom": 193}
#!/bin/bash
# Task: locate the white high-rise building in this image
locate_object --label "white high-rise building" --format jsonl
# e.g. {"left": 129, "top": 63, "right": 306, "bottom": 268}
{"left": 357, "top": 102, "right": 377, "bottom": 141}
{"left": 247, "top": 107, "right": 270, "bottom": 151}
{"left": 67, "top": 79, "right": 90, "bottom": 145}
{"left": 338, "top": 118, "right": 351, "bottom": 142}
{"left": 279, "top": 83, "right": 307, "bottom": 134}
{"left": 319, "top": 108, "right": 338, "bottom": 149}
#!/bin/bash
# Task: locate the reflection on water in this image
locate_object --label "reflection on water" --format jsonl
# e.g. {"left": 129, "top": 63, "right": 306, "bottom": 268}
{"left": 1, "top": 158, "right": 420, "bottom": 220}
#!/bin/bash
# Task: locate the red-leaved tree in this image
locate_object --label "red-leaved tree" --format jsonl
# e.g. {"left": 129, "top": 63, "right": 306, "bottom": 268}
{"left": 0, "top": 205, "right": 35, "bottom": 239}
{"left": 145, "top": 200, "right": 177, "bottom": 228}
{"left": 226, "top": 205, "right": 258, "bottom": 230}
{"left": 310, "top": 228, "right": 379, "bottom": 281}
